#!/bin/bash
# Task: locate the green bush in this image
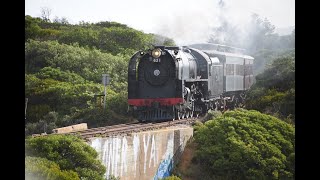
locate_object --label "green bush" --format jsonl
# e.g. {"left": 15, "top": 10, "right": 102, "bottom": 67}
{"left": 25, "top": 15, "right": 175, "bottom": 56}
{"left": 25, "top": 40, "right": 128, "bottom": 86}
{"left": 25, "top": 156, "right": 79, "bottom": 180}
{"left": 194, "top": 109, "right": 295, "bottom": 179}
{"left": 25, "top": 135, "right": 106, "bottom": 180}
{"left": 35, "top": 67, "right": 86, "bottom": 84}
{"left": 160, "top": 175, "right": 182, "bottom": 180}
{"left": 25, "top": 73, "right": 102, "bottom": 117}
{"left": 246, "top": 55, "right": 295, "bottom": 122}
{"left": 254, "top": 56, "right": 295, "bottom": 92}
{"left": 204, "top": 110, "right": 222, "bottom": 122}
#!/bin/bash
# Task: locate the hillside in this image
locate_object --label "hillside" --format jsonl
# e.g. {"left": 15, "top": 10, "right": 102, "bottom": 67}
{"left": 25, "top": 15, "right": 176, "bottom": 135}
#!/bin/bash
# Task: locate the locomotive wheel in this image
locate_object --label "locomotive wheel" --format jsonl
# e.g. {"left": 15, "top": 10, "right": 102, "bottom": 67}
{"left": 181, "top": 111, "right": 185, "bottom": 119}
{"left": 171, "top": 107, "right": 177, "bottom": 121}
{"left": 175, "top": 109, "right": 181, "bottom": 120}
{"left": 180, "top": 111, "right": 184, "bottom": 119}
{"left": 177, "top": 110, "right": 182, "bottom": 119}
{"left": 190, "top": 110, "right": 194, "bottom": 118}
{"left": 186, "top": 110, "right": 190, "bottom": 118}
{"left": 196, "top": 112, "right": 200, "bottom": 118}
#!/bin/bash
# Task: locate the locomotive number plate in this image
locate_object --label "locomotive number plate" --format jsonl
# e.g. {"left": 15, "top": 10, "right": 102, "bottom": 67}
{"left": 153, "top": 58, "right": 161, "bottom": 63}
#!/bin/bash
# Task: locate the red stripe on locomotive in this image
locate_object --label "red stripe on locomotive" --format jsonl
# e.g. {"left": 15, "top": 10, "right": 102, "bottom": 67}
{"left": 128, "top": 98, "right": 183, "bottom": 106}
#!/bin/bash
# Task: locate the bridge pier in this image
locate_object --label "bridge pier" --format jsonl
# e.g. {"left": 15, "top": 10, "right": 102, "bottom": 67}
{"left": 88, "top": 124, "right": 193, "bottom": 180}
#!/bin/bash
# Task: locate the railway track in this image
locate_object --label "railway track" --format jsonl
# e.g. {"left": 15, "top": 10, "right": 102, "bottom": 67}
{"left": 34, "top": 117, "right": 199, "bottom": 140}
{"left": 74, "top": 118, "right": 196, "bottom": 140}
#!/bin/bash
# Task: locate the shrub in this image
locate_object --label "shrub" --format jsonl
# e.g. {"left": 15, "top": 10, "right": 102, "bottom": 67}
{"left": 160, "top": 175, "right": 182, "bottom": 180}
{"left": 25, "top": 156, "right": 79, "bottom": 180}
{"left": 205, "top": 110, "right": 222, "bottom": 121}
{"left": 25, "top": 135, "right": 106, "bottom": 180}
{"left": 194, "top": 109, "right": 295, "bottom": 179}
{"left": 245, "top": 56, "right": 295, "bottom": 123}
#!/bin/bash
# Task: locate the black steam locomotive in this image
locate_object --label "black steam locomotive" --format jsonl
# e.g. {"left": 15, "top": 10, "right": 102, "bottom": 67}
{"left": 128, "top": 43, "right": 254, "bottom": 122}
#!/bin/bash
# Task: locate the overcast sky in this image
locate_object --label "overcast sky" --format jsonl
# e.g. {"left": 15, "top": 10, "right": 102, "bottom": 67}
{"left": 25, "top": 0, "right": 295, "bottom": 45}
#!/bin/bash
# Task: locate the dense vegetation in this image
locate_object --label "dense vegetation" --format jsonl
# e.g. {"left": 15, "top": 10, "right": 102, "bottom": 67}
{"left": 245, "top": 53, "right": 295, "bottom": 123}
{"left": 160, "top": 175, "right": 182, "bottom": 180}
{"left": 193, "top": 109, "right": 295, "bottom": 179}
{"left": 25, "top": 135, "right": 106, "bottom": 180}
{"left": 25, "top": 156, "right": 80, "bottom": 180}
{"left": 25, "top": 15, "right": 175, "bottom": 135}
{"left": 25, "top": 15, "right": 175, "bottom": 55}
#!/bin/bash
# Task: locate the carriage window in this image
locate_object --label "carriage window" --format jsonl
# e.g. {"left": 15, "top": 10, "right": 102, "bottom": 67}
{"left": 226, "top": 64, "right": 234, "bottom": 75}
{"left": 236, "top": 64, "right": 244, "bottom": 75}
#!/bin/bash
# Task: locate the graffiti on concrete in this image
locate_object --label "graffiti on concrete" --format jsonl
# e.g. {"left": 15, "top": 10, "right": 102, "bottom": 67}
{"left": 143, "top": 133, "right": 150, "bottom": 174}
{"left": 153, "top": 155, "right": 173, "bottom": 180}
{"left": 91, "top": 133, "right": 162, "bottom": 178}
{"left": 100, "top": 137, "right": 127, "bottom": 178}
{"left": 89, "top": 127, "right": 192, "bottom": 180}
{"left": 149, "top": 134, "right": 158, "bottom": 168}
{"left": 133, "top": 134, "right": 140, "bottom": 177}
{"left": 142, "top": 133, "right": 159, "bottom": 173}
{"left": 153, "top": 132, "right": 174, "bottom": 180}
{"left": 91, "top": 137, "right": 128, "bottom": 178}
{"left": 121, "top": 136, "right": 128, "bottom": 176}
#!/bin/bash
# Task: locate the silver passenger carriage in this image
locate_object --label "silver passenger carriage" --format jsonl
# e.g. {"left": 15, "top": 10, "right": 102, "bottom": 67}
{"left": 189, "top": 43, "right": 255, "bottom": 109}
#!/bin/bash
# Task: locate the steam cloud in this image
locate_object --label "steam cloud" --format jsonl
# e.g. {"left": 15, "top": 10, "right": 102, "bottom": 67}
{"left": 153, "top": 0, "right": 268, "bottom": 47}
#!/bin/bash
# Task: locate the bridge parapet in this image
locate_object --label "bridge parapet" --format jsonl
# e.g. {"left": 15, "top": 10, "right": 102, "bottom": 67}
{"left": 88, "top": 124, "right": 193, "bottom": 180}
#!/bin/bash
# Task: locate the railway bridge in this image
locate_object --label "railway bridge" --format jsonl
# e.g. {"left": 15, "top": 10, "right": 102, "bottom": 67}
{"left": 89, "top": 124, "right": 193, "bottom": 180}
{"left": 48, "top": 119, "right": 196, "bottom": 180}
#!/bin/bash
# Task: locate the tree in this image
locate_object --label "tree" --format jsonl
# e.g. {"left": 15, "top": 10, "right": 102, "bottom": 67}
{"left": 163, "top": 38, "right": 176, "bottom": 46}
{"left": 25, "top": 15, "right": 42, "bottom": 41}
{"left": 41, "top": 7, "right": 52, "bottom": 22}
{"left": 245, "top": 13, "right": 275, "bottom": 53}
{"left": 25, "top": 135, "right": 106, "bottom": 180}
{"left": 95, "top": 21, "right": 129, "bottom": 29}
{"left": 151, "top": 34, "right": 176, "bottom": 46}
{"left": 53, "top": 16, "right": 69, "bottom": 25}
{"left": 255, "top": 56, "right": 295, "bottom": 91}
{"left": 246, "top": 55, "right": 295, "bottom": 122}
{"left": 194, "top": 109, "right": 295, "bottom": 179}
{"left": 25, "top": 156, "right": 79, "bottom": 180}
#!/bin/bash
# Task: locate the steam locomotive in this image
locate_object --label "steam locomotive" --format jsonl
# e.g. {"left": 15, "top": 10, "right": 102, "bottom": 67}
{"left": 128, "top": 43, "right": 254, "bottom": 122}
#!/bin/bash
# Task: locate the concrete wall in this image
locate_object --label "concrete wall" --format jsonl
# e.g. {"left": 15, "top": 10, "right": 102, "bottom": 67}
{"left": 88, "top": 125, "right": 193, "bottom": 180}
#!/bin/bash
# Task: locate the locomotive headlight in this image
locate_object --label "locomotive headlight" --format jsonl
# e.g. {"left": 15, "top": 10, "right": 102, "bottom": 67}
{"left": 151, "top": 48, "right": 162, "bottom": 58}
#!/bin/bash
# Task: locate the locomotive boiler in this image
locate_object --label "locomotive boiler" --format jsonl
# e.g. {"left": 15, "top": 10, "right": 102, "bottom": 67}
{"left": 128, "top": 44, "right": 254, "bottom": 122}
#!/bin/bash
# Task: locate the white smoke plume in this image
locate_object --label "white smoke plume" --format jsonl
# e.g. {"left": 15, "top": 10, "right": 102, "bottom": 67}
{"left": 152, "top": 0, "right": 279, "bottom": 48}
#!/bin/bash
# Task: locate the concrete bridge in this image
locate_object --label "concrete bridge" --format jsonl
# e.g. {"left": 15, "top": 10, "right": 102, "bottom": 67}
{"left": 87, "top": 124, "right": 193, "bottom": 180}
